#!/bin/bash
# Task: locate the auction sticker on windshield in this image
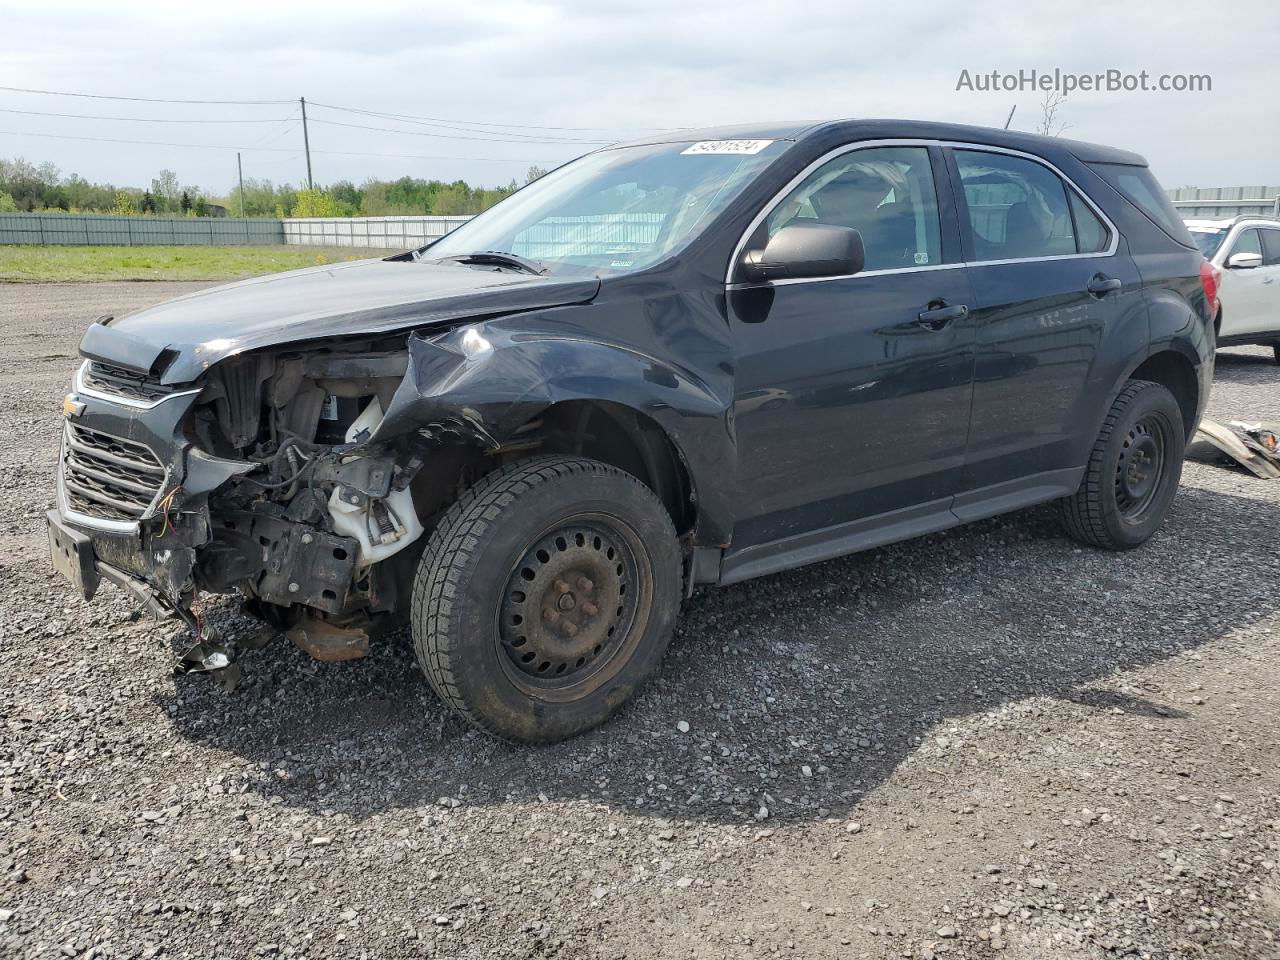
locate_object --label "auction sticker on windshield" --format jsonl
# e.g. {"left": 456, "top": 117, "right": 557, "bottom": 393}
{"left": 681, "top": 139, "right": 775, "bottom": 155}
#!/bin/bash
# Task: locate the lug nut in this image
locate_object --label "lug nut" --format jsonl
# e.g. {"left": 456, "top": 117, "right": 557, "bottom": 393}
{"left": 555, "top": 579, "right": 571, "bottom": 594}
{"left": 287, "top": 582, "right": 300, "bottom": 593}
{"left": 543, "top": 608, "right": 560, "bottom": 623}
{"left": 576, "top": 576, "right": 593, "bottom": 592}
{"left": 581, "top": 601, "right": 599, "bottom": 617}
{"left": 560, "top": 620, "right": 578, "bottom": 637}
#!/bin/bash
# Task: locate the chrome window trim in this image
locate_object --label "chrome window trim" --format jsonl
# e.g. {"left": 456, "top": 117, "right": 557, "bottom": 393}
{"left": 57, "top": 420, "right": 169, "bottom": 533}
{"left": 725, "top": 138, "right": 1120, "bottom": 289}
{"left": 74, "top": 360, "right": 202, "bottom": 410}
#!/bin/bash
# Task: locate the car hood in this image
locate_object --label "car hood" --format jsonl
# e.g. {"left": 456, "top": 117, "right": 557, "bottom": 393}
{"left": 78, "top": 257, "right": 601, "bottom": 384}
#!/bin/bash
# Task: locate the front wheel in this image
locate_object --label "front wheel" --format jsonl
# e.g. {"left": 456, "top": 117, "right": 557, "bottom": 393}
{"left": 1060, "top": 380, "right": 1184, "bottom": 550}
{"left": 411, "top": 456, "right": 682, "bottom": 743}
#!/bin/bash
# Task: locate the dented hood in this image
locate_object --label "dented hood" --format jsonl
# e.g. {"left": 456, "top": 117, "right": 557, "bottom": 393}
{"left": 78, "top": 257, "right": 600, "bottom": 384}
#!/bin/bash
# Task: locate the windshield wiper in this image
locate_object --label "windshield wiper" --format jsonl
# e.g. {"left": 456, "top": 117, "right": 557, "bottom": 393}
{"left": 432, "top": 251, "right": 548, "bottom": 276}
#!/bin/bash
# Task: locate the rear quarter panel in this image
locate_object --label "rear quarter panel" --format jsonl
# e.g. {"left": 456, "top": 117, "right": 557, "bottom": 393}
{"left": 1070, "top": 161, "right": 1214, "bottom": 434}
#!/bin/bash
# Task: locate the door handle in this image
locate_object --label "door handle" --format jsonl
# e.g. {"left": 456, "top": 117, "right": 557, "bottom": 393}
{"left": 916, "top": 302, "right": 969, "bottom": 331}
{"left": 1087, "top": 274, "right": 1123, "bottom": 296}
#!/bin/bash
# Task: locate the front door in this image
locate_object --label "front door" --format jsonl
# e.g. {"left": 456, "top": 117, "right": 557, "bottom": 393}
{"left": 724, "top": 143, "right": 975, "bottom": 575}
{"left": 1221, "top": 227, "right": 1280, "bottom": 337}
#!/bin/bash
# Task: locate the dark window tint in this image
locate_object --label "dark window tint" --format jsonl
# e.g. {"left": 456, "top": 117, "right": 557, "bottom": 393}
{"left": 1190, "top": 229, "right": 1227, "bottom": 259}
{"left": 1261, "top": 229, "right": 1280, "bottom": 266}
{"left": 1087, "top": 162, "right": 1194, "bottom": 247}
{"left": 765, "top": 146, "right": 941, "bottom": 271}
{"left": 1068, "top": 190, "right": 1109, "bottom": 253}
{"left": 955, "top": 150, "right": 1077, "bottom": 261}
{"left": 1230, "top": 229, "right": 1262, "bottom": 260}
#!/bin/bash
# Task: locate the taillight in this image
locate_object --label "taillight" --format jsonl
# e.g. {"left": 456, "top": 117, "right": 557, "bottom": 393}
{"left": 1199, "top": 258, "right": 1220, "bottom": 317}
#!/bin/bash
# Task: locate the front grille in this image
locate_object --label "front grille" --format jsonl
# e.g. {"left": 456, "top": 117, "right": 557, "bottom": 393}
{"left": 62, "top": 423, "right": 166, "bottom": 523}
{"left": 81, "top": 361, "right": 178, "bottom": 404}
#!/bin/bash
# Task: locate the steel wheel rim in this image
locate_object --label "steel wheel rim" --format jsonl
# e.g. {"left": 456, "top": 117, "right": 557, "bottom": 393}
{"left": 497, "top": 512, "right": 652, "bottom": 701}
{"left": 1114, "top": 414, "right": 1167, "bottom": 523}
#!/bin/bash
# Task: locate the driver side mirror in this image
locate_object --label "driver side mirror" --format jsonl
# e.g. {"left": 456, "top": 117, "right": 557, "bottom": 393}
{"left": 1227, "top": 251, "right": 1263, "bottom": 270}
{"left": 740, "top": 223, "right": 865, "bottom": 282}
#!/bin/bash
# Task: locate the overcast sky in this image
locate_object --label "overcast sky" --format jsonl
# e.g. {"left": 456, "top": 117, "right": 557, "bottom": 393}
{"left": 1, "top": 0, "right": 1275, "bottom": 198}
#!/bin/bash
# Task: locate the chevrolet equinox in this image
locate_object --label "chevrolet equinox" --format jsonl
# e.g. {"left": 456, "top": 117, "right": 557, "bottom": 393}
{"left": 48, "top": 120, "right": 1216, "bottom": 742}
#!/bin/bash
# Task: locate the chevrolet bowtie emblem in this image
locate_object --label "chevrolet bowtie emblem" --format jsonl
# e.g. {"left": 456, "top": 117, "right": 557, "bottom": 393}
{"left": 63, "top": 394, "right": 86, "bottom": 419}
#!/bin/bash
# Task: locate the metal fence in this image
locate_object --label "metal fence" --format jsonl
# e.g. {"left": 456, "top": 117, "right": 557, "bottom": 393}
{"left": 0, "top": 212, "right": 284, "bottom": 245}
{"left": 510, "top": 214, "right": 664, "bottom": 260}
{"left": 1167, "top": 186, "right": 1280, "bottom": 220}
{"left": 283, "top": 216, "right": 471, "bottom": 249}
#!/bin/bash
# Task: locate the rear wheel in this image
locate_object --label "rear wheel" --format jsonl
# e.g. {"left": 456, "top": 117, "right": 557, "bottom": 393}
{"left": 1061, "top": 380, "right": 1184, "bottom": 550}
{"left": 411, "top": 456, "right": 681, "bottom": 743}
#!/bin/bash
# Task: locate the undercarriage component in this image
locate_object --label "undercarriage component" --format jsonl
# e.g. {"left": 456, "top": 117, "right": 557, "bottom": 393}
{"left": 202, "top": 513, "right": 359, "bottom": 614}
{"left": 286, "top": 610, "right": 385, "bottom": 662}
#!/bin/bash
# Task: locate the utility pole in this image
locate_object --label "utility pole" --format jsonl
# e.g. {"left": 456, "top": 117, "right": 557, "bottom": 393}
{"left": 1003, "top": 104, "right": 1017, "bottom": 130}
{"left": 237, "top": 152, "right": 245, "bottom": 217}
{"left": 300, "top": 97, "right": 313, "bottom": 190}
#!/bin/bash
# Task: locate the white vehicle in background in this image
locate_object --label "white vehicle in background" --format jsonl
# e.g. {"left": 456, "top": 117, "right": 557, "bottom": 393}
{"left": 1186, "top": 216, "right": 1280, "bottom": 363}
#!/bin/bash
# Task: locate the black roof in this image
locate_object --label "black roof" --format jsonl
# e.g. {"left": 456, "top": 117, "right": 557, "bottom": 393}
{"left": 612, "top": 118, "right": 1146, "bottom": 167}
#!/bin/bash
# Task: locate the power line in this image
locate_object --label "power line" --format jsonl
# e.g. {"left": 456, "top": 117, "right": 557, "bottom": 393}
{"left": 0, "top": 106, "right": 293, "bottom": 124}
{"left": 0, "top": 84, "right": 291, "bottom": 105}
{"left": 0, "top": 83, "right": 663, "bottom": 135}
{"left": 308, "top": 100, "right": 661, "bottom": 135}
{"left": 0, "top": 128, "right": 573, "bottom": 164}
{"left": 307, "top": 116, "right": 612, "bottom": 146}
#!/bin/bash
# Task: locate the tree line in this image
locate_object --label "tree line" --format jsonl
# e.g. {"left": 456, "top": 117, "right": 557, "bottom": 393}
{"left": 0, "top": 157, "right": 552, "bottom": 218}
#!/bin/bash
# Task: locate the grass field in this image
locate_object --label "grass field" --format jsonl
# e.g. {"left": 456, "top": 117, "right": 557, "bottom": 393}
{"left": 0, "top": 244, "right": 402, "bottom": 282}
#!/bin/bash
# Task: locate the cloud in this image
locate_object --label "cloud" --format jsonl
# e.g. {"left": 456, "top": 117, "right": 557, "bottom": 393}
{"left": 0, "top": 0, "right": 1276, "bottom": 194}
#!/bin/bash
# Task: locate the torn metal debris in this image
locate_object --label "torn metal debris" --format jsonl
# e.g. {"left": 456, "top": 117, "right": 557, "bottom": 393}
{"left": 1187, "top": 418, "right": 1280, "bottom": 479}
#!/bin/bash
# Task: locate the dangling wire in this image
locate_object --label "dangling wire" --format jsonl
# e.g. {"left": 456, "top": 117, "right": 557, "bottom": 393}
{"left": 157, "top": 486, "right": 181, "bottom": 538}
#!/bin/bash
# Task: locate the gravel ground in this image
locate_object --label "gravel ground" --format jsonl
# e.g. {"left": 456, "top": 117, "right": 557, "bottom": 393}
{"left": 2, "top": 282, "right": 1280, "bottom": 960}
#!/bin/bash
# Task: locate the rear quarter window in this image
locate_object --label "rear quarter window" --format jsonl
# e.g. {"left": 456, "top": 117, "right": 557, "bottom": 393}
{"left": 1087, "top": 162, "right": 1195, "bottom": 247}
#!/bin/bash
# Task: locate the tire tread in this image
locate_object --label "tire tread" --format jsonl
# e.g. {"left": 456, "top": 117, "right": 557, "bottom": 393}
{"left": 410, "top": 455, "right": 676, "bottom": 741}
{"left": 1060, "top": 379, "right": 1176, "bottom": 549}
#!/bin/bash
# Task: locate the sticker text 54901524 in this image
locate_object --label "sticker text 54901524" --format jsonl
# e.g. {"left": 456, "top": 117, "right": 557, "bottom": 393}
{"left": 680, "top": 140, "right": 775, "bottom": 156}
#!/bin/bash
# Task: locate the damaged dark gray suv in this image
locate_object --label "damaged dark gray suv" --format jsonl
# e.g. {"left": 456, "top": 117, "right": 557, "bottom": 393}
{"left": 48, "top": 120, "right": 1216, "bottom": 742}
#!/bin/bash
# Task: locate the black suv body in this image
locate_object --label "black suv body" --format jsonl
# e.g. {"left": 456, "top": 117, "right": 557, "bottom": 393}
{"left": 48, "top": 120, "right": 1214, "bottom": 741}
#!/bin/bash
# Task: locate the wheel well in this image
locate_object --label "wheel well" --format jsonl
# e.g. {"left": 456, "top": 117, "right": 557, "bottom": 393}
{"left": 1130, "top": 351, "right": 1198, "bottom": 439}
{"left": 407, "top": 400, "right": 696, "bottom": 539}
{"left": 533, "top": 400, "right": 695, "bottom": 535}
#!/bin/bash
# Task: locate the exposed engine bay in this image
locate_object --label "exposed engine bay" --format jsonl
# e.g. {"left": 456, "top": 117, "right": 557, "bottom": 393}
{"left": 155, "top": 336, "right": 491, "bottom": 681}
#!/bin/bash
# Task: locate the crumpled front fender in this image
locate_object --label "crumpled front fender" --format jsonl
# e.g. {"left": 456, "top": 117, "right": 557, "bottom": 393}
{"left": 370, "top": 318, "right": 737, "bottom": 544}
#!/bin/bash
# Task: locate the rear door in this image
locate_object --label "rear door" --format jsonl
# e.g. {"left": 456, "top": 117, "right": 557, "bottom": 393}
{"left": 945, "top": 146, "right": 1147, "bottom": 518}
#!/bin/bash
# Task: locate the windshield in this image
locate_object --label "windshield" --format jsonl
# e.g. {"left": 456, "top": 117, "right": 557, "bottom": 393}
{"left": 421, "top": 139, "right": 789, "bottom": 277}
{"left": 1189, "top": 228, "right": 1226, "bottom": 259}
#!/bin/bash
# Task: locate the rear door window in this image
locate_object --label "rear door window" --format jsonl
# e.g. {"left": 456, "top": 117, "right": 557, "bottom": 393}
{"left": 954, "top": 150, "right": 1101, "bottom": 261}
{"left": 1087, "top": 162, "right": 1195, "bottom": 247}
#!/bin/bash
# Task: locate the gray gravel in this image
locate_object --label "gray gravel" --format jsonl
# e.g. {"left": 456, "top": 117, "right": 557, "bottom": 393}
{"left": 2, "top": 282, "right": 1280, "bottom": 959}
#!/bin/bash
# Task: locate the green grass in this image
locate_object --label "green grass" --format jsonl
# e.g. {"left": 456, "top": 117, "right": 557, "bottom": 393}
{"left": 0, "top": 244, "right": 403, "bottom": 282}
